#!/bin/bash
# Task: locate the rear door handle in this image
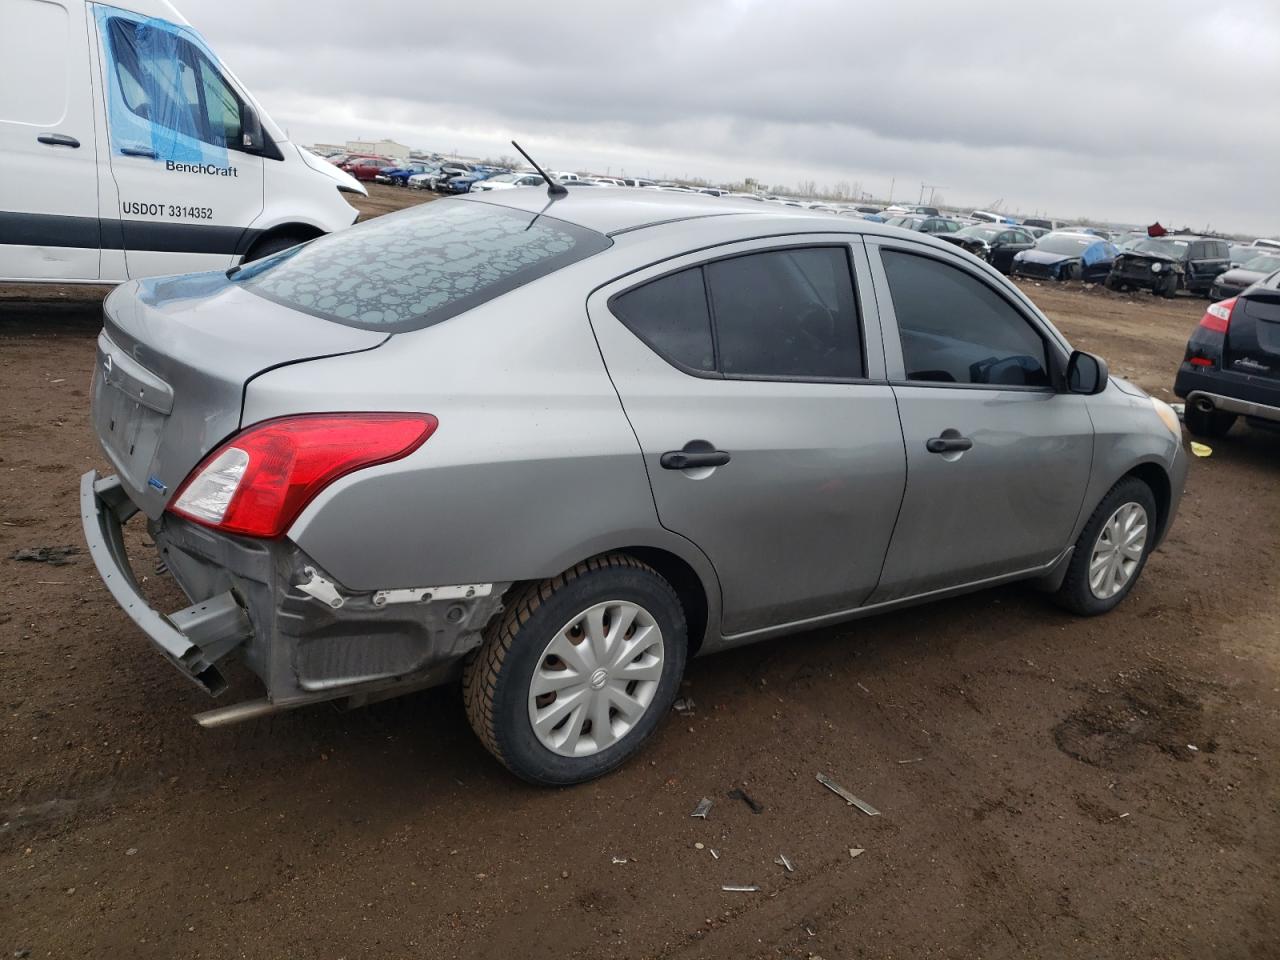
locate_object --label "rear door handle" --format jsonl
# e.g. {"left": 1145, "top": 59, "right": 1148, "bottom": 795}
{"left": 120, "top": 145, "right": 158, "bottom": 158}
{"left": 37, "top": 133, "right": 80, "bottom": 148}
{"left": 926, "top": 436, "right": 973, "bottom": 454}
{"left": 660, "top": 448, "right": 731, "bottom": 470}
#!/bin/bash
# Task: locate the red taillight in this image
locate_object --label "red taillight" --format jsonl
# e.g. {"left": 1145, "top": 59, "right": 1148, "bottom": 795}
{"left": 1199, "top": 297, "right": 1236, "bottom": 333}
{"left": 1188, "top": 356, "right": 1214, "bottom": 367}
{"left": 169, "top": 413, "right": 437, "bottom": 538}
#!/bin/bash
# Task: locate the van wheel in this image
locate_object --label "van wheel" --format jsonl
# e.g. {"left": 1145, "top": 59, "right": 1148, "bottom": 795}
{"left": 463, "top": 555, "right": 687, "bottom": 786}
{"left": 1184, "top": 404, "right": 1236, "bottom": 438}
{"left": 1054, "top": 478, "right": 1158, "bottom": 616}
{"left": 242, "top": 233, "right": 313, "bottom": 263}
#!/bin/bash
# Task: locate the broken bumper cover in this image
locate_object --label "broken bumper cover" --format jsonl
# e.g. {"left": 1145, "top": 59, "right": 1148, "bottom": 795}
{"left": 80, "top": 471, "right": 248, "bottom": 695}
{"left": 81, "top": 470, "right": 510, "bottom": 709}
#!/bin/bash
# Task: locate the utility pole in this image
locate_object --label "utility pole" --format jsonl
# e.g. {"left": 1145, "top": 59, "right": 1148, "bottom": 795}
{"left": 888, "top": 177, "right": 895, "bottom": 203}
{"left": 921, "top": 184, "right": 943, "bottom": 206}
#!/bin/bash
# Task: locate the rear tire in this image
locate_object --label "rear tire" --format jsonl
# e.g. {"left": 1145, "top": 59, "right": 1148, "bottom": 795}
{"left": 1054, "top": 477, "right": 1157, "bottom": 616}
{"left": 463, "top": 555, "right": 687, "bottom": 786}
{"left": 1184, "top": 404, "right": 1236, "bottom": 438}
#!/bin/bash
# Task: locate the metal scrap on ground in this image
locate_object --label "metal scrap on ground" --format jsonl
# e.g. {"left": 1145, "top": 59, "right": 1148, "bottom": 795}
{"left": 721, "top": 884, "right": 761, "bottom": 893}
{"left": 774, "top": 853, "right": 794, "bottom": 872}
{"left": 816, "top": 773, "right": 881, "bottom": 816}
{"left": 691, "top": 797, "right": 713, "bottom": 819}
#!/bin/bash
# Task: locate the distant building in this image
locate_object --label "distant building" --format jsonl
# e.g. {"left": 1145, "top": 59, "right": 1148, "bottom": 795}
{"left": 346, "top": 138, "right": 410, "bottom": 162}
{"left": 310, "top": 142, "right": 344, "bottom": 156}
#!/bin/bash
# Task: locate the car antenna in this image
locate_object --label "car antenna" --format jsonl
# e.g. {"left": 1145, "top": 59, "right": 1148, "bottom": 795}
{"left": 511, "top": 140, "right": 567, "bottom": 199}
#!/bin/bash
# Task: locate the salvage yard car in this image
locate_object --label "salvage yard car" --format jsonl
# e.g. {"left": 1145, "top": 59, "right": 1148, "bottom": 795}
{"left": 1174, "top": 274, "right": 1280, "bottom": 437}
{"left": 82, "top": 189, "right": 1187, "bottom": 785}
{"left": 1209, "top": 253, "right": 1280, "bottom": 300}
{"left": 938, "top": 223, "right": 1037, "bottom": 273}
{"left": 1011, "top": 232, "right": 1119, "bottom": 282}
{"left": 1106, "top": 235, "right": 1230, "bottom": 297}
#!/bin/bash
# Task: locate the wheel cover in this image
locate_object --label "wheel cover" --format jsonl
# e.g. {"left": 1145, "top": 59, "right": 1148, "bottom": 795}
{"left": 1088, "top": 501, "right": 1149, "bottom": 600}
{"left": 527, "top": 600, "right": 664, "bottom": 758}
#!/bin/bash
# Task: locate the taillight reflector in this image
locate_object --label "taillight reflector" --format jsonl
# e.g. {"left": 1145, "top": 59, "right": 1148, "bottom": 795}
{"left": 169, "top": 413, "right": 437, "bottom": 538}
{"left": 1199, "top": 297, "right": 1236, "bottom": 333}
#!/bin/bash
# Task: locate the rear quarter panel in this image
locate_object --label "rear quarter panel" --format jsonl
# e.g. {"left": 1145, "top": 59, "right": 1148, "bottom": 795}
{"left": 240, "top": 259, "right": 717, "bottom": 603}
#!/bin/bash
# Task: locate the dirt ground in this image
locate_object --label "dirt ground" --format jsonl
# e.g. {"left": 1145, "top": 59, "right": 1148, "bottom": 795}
{"left": 2, "top": 186, "right": 1278, "bottom": 959}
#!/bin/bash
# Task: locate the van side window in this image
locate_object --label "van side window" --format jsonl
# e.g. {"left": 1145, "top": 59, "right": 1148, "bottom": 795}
{"left": 104, "top": 18, "right": 246, "bottom": 153}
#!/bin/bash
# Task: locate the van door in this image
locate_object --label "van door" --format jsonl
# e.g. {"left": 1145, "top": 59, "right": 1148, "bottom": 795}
{"left": 0, "top": 0, "right": 100, "bottom": 281}
{"left": 91, "top": 8, "right": 264, "bottom": 278}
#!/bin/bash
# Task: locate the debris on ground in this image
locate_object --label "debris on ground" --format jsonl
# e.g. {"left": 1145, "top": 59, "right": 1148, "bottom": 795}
{"left": 849, "top": 848, "right": 865, "bottom": 859}
{"left": 694, "top": 842, "right": 704, "bottom": 850}
{"left": 611, "top": 856, "right": 628, "bottom": 865}
{"left": 710, "top": 849, "right": 720, "bottom": 860}
{"left": 774, "top": 853, "right": 794, "bottom": 873}
{"left": 816, "top": 773, "right": 881, "bottom": 816}
{"left": 721, "top": 884, "right": 760, "bottom": 893}
{"left": 1170, "top": 402, "right": 1185, "bottom": 419}
{"left": 691, "top": 797, "right": 713, "bottom": 819}
{"left": 727, "top": 787, "right": 764, "bottom": 814}
{"left": 673, "top": 697, "right": 695, "bottom": 715}
{"left": 896, "top": 757, "right": 923, "bottom": 764}
{"left": 9, "top": 545, "right": 79, "bottom": 566}
{"left": 1190, "top": 442, "right": 1212, "bottom": 458}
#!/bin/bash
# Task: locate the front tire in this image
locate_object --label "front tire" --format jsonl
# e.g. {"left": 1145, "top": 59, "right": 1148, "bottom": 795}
{"left": 1054, "top": 478, "right": 1157, "bottom": 616}
{"left": 463, "top": 555, "right": 687, "bottom": 786}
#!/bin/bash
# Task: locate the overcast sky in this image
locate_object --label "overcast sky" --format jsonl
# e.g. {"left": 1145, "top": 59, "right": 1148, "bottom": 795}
{"left": 183, "top": 0, "right": 1278, "bottom": 236}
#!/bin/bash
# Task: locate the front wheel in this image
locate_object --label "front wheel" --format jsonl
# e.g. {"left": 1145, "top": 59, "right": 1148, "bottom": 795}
{"left": 1054, "top": 478, "right": 1158, "bottom": 616}
{"left": 464, "top": 555, "right": 687, "bottom": 785}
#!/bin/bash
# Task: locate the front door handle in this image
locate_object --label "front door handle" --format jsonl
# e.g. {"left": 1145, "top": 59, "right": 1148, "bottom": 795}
{"left": 926, "top": 436, "right": 973, "bottom": 454}
{"left": 37, "top": 133, "right": 80, "bottom": 148}
{"left": 120, "top": 145, "right": 158, "bottom": 158}
{"left": 660, "top": 447, "right": 731, "bottom": 470}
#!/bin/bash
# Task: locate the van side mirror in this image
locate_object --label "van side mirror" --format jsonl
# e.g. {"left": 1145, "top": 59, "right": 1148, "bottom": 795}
{"left": 240, "top": 105, "right": 263, "bottom": 151}
{"left": 1066, "top": 350, "right": 1109, "bottom": 395}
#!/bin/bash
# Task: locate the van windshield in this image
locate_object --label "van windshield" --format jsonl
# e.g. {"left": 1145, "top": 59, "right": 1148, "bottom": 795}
{"left": 233, "top": 199, "right": 611, "bottom": 331}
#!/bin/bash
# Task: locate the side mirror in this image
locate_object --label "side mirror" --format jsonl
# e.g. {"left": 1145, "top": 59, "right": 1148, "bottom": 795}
{"left": 1066, "top": 350, "right": 1109, "bottom": 395}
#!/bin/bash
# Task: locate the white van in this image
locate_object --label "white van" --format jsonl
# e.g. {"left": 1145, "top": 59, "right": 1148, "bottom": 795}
{"left": 0, "top": 0, "right": 365, "bottom": 284}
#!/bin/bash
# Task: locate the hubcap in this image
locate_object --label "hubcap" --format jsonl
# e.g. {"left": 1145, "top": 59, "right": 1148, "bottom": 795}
{"left": 527, "top": 600, "right": 664, "bottom": 758}
{"left": 1088, "top": 501, "right": 1148, "bottom": 600}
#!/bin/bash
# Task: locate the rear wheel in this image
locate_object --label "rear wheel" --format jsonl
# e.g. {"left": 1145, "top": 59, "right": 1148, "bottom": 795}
{"left": 463, "top": 555, "right": 687, "bottom": 786}
{"left": 1184, "top": 404, "right": 1236, "bottom": 438}
{"left": 1055, "top": 477, "right": 1157, "bottom": 616}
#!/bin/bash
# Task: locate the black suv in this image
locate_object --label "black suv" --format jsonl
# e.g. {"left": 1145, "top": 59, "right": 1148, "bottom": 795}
{"left": 1173, "top": 270, "right": 1280, "bottom": 437}
{"left": 1107, "top": 235, "right": 1230, "bottom": 297}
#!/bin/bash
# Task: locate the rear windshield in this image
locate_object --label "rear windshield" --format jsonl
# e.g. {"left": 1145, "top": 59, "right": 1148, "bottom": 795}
{"left": 233, "top": 199, "right": 610, "bottom": 331}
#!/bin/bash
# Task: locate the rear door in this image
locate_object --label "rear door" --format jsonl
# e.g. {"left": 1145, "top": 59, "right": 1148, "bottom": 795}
{"left": 866, "top": 239, "right": 1094, "bottom": 601}
{"left": 588, "top": 237, "right": 907, "bottom": 637}
{"left": 91, "top": 8, "right": 265, "bottom": 278}
{"left": 0, "top": 0, "right": 101, "bottom": 280}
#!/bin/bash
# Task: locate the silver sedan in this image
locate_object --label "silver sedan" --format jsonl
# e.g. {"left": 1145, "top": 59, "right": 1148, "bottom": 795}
{"left": 82, "top": 187, "right": 1187, "bottom": 785}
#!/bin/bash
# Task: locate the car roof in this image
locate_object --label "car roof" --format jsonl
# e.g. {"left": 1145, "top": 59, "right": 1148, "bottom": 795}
{"left": 458, "top": 187, "right": 841, "bottom": 236}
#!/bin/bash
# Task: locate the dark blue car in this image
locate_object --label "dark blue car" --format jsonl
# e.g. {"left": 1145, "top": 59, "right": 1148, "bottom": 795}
{"left": 439, "top": 167, "right": 509, "bottom": 194}
{"left": 376, "top": 162, "right": 438, "bottom": 187}
{"left": 1012, "top": 232, "right": 1119, "bottom": 282}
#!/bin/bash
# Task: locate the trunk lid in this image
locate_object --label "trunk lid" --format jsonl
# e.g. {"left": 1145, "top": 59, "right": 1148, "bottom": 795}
{"left": 93, "top": 272, "right": 389, "bottom": 519}
{"left": 1226, "top": 285, "right": 1280, "bottom": 380}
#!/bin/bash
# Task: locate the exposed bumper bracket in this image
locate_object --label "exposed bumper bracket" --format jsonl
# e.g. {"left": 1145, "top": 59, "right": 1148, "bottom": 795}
{"left": 80, "top": 470, "right": 253, "bottom": 696}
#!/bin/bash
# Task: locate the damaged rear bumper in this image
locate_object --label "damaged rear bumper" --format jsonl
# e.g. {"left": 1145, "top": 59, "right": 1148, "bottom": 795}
{"left": 80, "top": 470, "right": 509, "bottom": 717}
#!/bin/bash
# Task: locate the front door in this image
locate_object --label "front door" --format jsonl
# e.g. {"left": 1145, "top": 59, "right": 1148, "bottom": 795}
{"left": 91, "top": 8, "right": 265, "bottom": 278}
{"left": 0, "top": 0, "right": 100, "bottom": 280}
{"left": 867, "top": 240, "right": 1094, "bottom": 602}
{"left": 589, "top": 238, "right": 907, "bottom": 637}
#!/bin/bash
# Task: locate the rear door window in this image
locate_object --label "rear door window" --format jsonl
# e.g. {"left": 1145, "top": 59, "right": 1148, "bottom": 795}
{"left": 234, "top": 199, "right": 611, "bottom": 331}
{"left": 610, "top": 245, "right": 865, "bottom": 381}
{"left": 882, "top": 249, "right": 1049, "bottom": 388}
{"left": 706, "top": 248, "right": 863, "bottom": 379}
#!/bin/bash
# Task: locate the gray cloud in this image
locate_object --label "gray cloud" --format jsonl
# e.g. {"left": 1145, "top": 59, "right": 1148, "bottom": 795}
{"left": 184, "top": 0, "right": 1278, "bottom": 235}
